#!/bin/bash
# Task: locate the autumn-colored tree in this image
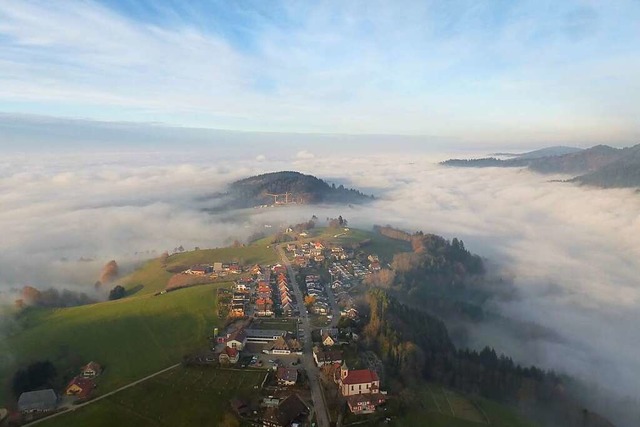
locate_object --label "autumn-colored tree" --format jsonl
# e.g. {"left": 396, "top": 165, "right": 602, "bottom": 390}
{"left": 20, "top": 285, "right": 42, "bottom": 305}
{"left": 159, "top": 251, "right": 169, "bottom": 267}
{"left": 363, "top": 269, "right": 396, "bottom": 289}
{"left": 99, "top": 260, "right": 119, "bottom": 285}
{"left": 304, "top": 295, "right": 316, "bottom": 307}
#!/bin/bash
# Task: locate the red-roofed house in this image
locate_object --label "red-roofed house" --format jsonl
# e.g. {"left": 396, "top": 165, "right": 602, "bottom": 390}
{"left": 65, "top": 376, "right": 95, "bottom": 399}
{"left": 346, "top": 393, "right": 386, "bottom": 415}
{"left": 81, "top": 361, "right": 102, "bottom": 378}
{"left": 219, "top": 347, "right": 240, "bottom": 364}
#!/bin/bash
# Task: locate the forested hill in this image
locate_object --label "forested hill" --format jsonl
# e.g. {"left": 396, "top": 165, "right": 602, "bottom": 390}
{"left": 216, "top": 171, "right": 373, "bottom": 208}
{"left": 441, "top": 144, "right": 640, "bottom": 189}
{"left": 362, "top": 290, "right": 616, "bottom": 427}
{"left": 569, "top": 144, "right": 640, "bottom": 188}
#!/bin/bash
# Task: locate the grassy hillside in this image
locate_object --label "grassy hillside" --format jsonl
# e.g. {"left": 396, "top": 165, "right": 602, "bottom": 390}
{"left": 0, "top": 284, "right": 225, "bottom": 405}
{"left": 40, "top": 367, "right": 266, "bottom": 427}
{"left": 389, "top": 385, "right": 537, "bottom": 427}
{"left": 121, "top": 243, "right": 278, "bottom": 295}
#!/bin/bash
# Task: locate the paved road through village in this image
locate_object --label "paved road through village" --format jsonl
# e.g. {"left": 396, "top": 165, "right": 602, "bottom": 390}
{"left": 277, "top": 245, "right": 331, "bottom": 427}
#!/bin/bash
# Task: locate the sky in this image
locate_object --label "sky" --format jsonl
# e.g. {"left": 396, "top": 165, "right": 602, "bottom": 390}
{"left": 1, "top": 0, "right": 640, "bottom": 148}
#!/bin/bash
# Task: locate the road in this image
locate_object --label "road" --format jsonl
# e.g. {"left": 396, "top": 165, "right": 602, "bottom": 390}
{"left": 277, "top": 245, "right": 330, "bottom": 427}
{"left": 24, "top": 363, "right": 181, "bottom": 426}
{"left": 325, "top": 276, "right": 340, "bottom": 329}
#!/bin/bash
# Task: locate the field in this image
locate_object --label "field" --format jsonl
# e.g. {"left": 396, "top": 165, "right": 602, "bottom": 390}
{"left": 251, "top": 318, "right": 298, "bottom": 333}
{"left": 0, "top": 284, "right": 227, "bottom": 405}
{"left": 389, "top": 384, "right": 538, "bottom": 427}
{"left": 122, "top": 243, "right": 278, "bottom": 296}
{"left": 40, "top": 367, "right": 267, "bottom": 427}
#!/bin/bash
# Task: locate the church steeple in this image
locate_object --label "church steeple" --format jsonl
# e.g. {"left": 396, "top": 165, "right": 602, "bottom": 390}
{"left": 340, "top": 361, "right": 349, "bottom": 381}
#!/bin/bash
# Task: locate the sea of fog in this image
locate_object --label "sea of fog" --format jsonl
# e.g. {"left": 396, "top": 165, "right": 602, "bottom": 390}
{"left": 1, "top": 148, "right": 639, "bottom": 423}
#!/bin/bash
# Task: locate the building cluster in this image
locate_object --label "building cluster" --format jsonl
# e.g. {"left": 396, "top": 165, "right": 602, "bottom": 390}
{"left": 185, "top": 261, "right": 242, "bottom": 278}
{"left": 304, "top": 274, "right": 330, "bottom": 315}
{"left": 286, "top": 240, "right": 360, "bottom": 268}
{"left": 336, "top": 362, "right": 386, "bottom": 415}
{"left": 235, "top": 264, "right": 296, "bottom": 318}
{"left": 16, "top": 361, "right": 102, "bottom": 418}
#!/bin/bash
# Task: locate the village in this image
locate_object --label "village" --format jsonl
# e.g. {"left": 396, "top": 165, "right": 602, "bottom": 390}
{"left": 204, "top": 236, "right": 389, "bottom": 426}
{"left": 5, "top": 231, "right": 391, "bottom": 427}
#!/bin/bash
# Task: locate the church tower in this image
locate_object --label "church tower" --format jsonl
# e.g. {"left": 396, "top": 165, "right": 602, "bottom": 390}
{"left": 340, "top": 361, "right": 349, "bottom": 381}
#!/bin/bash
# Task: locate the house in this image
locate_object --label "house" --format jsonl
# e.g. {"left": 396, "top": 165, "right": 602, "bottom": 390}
{"left": 219, "top": 347, "right": 240, "bottom": 364}
{"left": 213, "top": 262, "right": 224, "bottom": 272}
{"left": 276, "top": 367, "right": 298, "bottom": 386}
{"left": 231, "top": 302, "right": 246, "bottom": 317}
{"left": 337, "top": 362, "right": 380, "bottom": 397}
{"left": 188, "top": 264, "right": 212, "bottom": 275}
{"left": 18, "top": 389, "right": 58, "bottom": 413}
{"left": 235, "top": 282, "right": 249, "bottom": 291}
{"left": 65, "top": 376, "right": 95, "bottom": 399}
{"left": 227, "top": 328, "right": 247, "bottom": 350}
{"left": 262, "top": 394, "right": 308, "bottom": 427}
{"left": 269, "top": 336, "right": 292, "bottom": 354}
{"left": 346, "top": 393, "right": 386, "bottom": 415}
{"left": 81, "top": 361, "right": 102, "bottom": 378}
{"left": 281, "top": 302, "right": 294, "bottom": 314}
{"left": 287, "top": 338, "right": 302, "bottom": 354}
{"left": 256, "top": 298, "right": 274, "bottom": 316}
{"left": 313, "top": 349, "right": 343, "bottom": 367}
{"left": 321, "top": 333, "right": 335, "bottom": 347}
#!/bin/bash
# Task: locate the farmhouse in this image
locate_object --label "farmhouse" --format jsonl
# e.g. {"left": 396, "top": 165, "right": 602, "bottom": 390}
{"left": 81, "top": 361, "right": 102, "bottom": 378}
{"left": 313, "top": 349, "right": 343, "bottom": 367}
{"left": 227, "top": 328, "right": 248, "bottom": 350}
{"left": 18, "top": 389, "right": 58, "bottom": 414}
{"left": 346, "top": 393, "right": 386, "bottom": 415}
{"left": 188, "top": 264, "right": 212, "bottom": 275}
{"left": 276, "top": 367, "right": 298, "bottom": 386}
{"left": 65, "top": 376, "right": 95, "bottom": 399}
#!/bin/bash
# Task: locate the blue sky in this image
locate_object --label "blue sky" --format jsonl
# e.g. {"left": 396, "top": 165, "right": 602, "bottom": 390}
{"left": 0, "top": 0, "right": 639, "bottom": 146}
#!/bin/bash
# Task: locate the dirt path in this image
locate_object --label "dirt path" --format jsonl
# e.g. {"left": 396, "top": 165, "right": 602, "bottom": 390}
{"left": 24, "top": 363, "right": 181, "bottom": 426}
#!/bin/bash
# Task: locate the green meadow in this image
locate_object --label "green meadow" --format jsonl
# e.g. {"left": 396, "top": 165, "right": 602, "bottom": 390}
{"left": 0, "top": 283, "right": 227, "bottom": 404}
{"left": 40, "top": 367, "right": 266, "bottom": 427}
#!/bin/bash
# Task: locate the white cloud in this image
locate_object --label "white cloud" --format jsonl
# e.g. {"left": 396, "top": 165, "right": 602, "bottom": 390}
{"left": 295, "top": 150, "right": 315, "bottom": 160}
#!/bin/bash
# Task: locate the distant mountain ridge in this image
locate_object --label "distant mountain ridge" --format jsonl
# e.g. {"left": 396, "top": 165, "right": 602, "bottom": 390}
{"left": 491, "top": 146, "right": 583, "bottom": 160}
{"left": 206, "top": 171, "right": 373, "bottom": 209}
{"left": 442, "top": 144, "right": 640, "bottom": 189}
